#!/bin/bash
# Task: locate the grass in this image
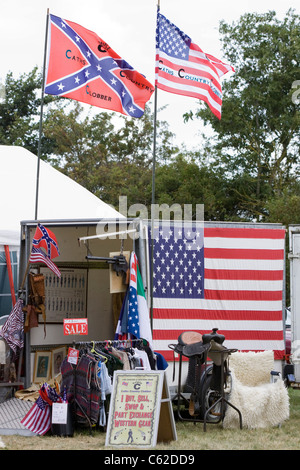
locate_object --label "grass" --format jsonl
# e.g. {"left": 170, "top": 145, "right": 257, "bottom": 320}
{"left": 0, "top": 388, "right": 299, "bottom": 451}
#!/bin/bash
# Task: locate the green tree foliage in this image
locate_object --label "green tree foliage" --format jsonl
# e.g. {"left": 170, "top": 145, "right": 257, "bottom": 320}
{"left": 1, "top": 9, "right": 299, "bottom": 225}
{"left": 0, "top": 67, "right": 55, "bottom": 156}
{"left": 42, "top": 102, "right": 179, "bottom": 210}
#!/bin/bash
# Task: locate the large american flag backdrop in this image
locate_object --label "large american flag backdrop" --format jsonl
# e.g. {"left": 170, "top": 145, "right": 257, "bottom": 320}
{"left": 150, "top": 223, "right": 286, "bottom": 361}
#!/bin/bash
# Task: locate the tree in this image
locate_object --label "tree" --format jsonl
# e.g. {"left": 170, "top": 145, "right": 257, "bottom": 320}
{"left": 186, "top": 9, "right": 300, "bottom": 221}
{"left": 0, "top": 67, "right": 56, "bottom": 156}
{"left": 43, "top": 102, "right": 178, "bottom": 210}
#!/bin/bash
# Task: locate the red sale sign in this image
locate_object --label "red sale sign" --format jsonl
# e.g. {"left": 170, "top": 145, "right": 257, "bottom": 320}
{"left": 63, "top": 318, "right": 88, "bottom": 336}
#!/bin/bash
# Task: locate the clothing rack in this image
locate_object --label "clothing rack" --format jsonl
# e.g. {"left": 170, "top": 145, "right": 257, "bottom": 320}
{"left": 61, "top": 338, "right": 154, "bottom": 433}
{"left": 73, "top": 338, "right": 148, "bottom": 348}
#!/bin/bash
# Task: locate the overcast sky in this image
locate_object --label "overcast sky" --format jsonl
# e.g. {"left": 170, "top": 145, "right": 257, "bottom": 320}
{"left": 0, "top": 0, "right": 298, "bottom": 148}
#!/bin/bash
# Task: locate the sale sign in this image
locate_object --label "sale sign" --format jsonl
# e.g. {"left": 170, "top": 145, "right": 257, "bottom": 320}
{"left": 63, "top": 318, "right": 88, "bottom": 336}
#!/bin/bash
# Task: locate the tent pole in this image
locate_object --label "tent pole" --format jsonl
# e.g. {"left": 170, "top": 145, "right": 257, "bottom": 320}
{"left": 35, "top": 9, "right": 50, "bottom": 220}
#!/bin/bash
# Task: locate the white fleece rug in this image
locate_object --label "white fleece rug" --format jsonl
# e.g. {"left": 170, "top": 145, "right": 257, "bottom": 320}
{"left": 223, "top": 351, "right": 289, "bottom": 429}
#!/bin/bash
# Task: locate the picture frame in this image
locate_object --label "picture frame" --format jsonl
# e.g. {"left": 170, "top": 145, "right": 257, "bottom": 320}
{"left": 51, "top": 346, "right": 67, "bottom": 378}
{"left": 33, "top": 351, "right": 52, "bottom": 384}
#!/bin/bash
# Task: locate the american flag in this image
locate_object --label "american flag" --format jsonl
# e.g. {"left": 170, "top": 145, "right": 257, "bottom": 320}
{"left": 150, "top": 223, "right": 286, "bottom": 361}
{"left": 45, "top": 14, "right": 154, "bottom": 118}
{"left": 29, "top": 247, "right": 61, "bottom": 278}
{"left": 21, "top": 396, "right": 51, "bottom": 435}
{"left": 127, "top": 253, "right": 140, "bottom": 338}
{"left": 155, "top": 9, "right": 234, "bottom": 119}
{"left": 0, "top": 298, "right": 24, "bottom": 354}
{"left": 32, "top": 224, "right": 60, "bottom": 259}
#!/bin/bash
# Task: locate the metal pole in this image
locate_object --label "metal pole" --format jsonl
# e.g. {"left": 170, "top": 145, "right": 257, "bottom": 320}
{"left": 35, "top": 9, "right": 50, "bottom": 220}
{"left": 150, "top": 1, "right": 160, "bottom": 331}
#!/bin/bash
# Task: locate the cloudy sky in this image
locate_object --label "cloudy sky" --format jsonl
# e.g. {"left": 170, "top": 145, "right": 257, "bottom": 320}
{"left": 0, "top": 0, "right": 298, "bottom": 148}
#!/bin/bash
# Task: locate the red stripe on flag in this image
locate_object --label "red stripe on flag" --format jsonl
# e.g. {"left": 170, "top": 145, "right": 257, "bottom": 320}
{"left": 153, "top": 308, "right": 283, "bottom": 322}
{"left": 205, "top": 269, "right": 283, "bottom": 281}
{"left": 203, "top": 289, "right": 282, "bottom": 301}
{"left": 204, "top": 227, "right": 286, "bottom": 239}
{"left": 204, "top": 248, "right": 284, "bottom": 260}
{"left": 152, "top": 329, "right": 284, "bottom": 341}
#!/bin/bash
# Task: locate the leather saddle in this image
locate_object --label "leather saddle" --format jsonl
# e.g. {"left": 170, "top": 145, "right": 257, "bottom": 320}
{"left": 168, "top": 329, "right": 229, "bottom": 417}
{"left": 169, "top": 331, "right": 211, "bottom": 358}
{"left": 169, "top": 331, "right": 211, "bottom": 417}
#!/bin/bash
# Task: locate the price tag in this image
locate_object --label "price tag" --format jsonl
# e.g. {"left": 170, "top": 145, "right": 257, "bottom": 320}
{"left": 67, "top": 347, "right": 79, "bottom": 365}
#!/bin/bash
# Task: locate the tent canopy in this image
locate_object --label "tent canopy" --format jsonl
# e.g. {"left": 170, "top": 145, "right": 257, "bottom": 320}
{"left": 0, "top": 145, "right": 124, "bottom": 246}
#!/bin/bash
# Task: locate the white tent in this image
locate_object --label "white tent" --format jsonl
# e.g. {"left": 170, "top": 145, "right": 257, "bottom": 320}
{"left": 0, "top": 145, "right": 124, "bottom": 246}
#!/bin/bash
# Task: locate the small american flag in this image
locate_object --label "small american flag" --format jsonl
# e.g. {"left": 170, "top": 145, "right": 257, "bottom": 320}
{"left": 0, "top": 298, "right": 24, "bottom": 354}
{"left": 155, "top": 8, "right": 234, "bottom": 119}
{"left": 21, "top": 397, "right": 51, "bottom": 435}
{"left": 29, "top": 247, "right": 61, "bottom": 278}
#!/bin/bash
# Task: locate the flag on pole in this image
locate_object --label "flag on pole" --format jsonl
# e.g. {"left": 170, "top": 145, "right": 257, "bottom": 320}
{"left": 45, "top": 14, "right": 154, "bottom": 118}
{"left": 127, "top": 252, "right": 141, "bottom": 338}
{"left": 155, "top": 9, "right": 234, "bottom": 119}
{"left": 150, "top": 223, "right": 286, "bottom": 361}
{"left": 29, "top": 247, "right": 61, "bottom": 278}
{"left": 32, "top": 224, "right": 60, "bottom": 259}
{"left": 133, "top": 252, "right": 153, "bottom": 346}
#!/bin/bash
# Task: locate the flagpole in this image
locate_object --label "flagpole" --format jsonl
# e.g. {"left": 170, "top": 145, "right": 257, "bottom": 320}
{"left": 150, "top": 0, "right": 160, "bottom": 332}
{"left": 35, "top": 9, "right": 50, "bottom": 220}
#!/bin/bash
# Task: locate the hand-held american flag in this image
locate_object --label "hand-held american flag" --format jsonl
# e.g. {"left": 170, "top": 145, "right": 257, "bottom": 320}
{"left": 155, "top": 8, "right": 234, "bottom": 119}
{"left": 45, "top": 14, "right": 154, "bottom": 117}
{"left": 21, "top": 382, "right": 63, "bottom": 435}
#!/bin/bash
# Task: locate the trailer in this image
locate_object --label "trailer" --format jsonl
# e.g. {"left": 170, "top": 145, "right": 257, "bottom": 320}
{"left": 16, "top": 218, "right": 286, "bottom": 390}
{"left": 288, "top": 225, "right": 300, "bottom": 386}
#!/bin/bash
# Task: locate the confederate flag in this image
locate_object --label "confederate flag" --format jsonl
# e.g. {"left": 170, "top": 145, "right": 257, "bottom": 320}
{"left": 45, "top": 14, "right": 154, "bottom": 118}
{"left": 32, "top": 224, "right": 60, "bottom": 259}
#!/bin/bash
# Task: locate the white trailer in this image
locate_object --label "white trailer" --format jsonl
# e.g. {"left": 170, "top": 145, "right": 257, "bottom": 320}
{"left": 288, "top": 225, "right": 300, "bottom": 385}
{"left": 18, "top": 219, "right": 286, "bottom": 389}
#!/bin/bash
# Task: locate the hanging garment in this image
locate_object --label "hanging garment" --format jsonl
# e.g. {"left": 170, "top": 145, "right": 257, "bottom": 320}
{"left": 75, "top": 354, "right": 101, "bottom": 425}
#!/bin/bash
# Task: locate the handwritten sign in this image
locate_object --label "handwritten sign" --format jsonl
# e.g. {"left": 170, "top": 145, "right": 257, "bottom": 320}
{"left": 105, "top": 370, "right": 176, "bottom": 448}
{"left": 52, "top": 403, "right": 68, "bottom": 424}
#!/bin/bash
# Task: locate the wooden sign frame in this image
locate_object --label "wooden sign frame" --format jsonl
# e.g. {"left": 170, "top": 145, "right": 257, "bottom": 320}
{"left": 105, "top": 370, "right": 177, "bottom": 448}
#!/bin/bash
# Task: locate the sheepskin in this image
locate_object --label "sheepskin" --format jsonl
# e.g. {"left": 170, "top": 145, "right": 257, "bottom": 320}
{"left": 228, "top": 350, "right": 275, "bottom": 386}
{"left": 223, "top": 351, "right": 289, "bottom": 429}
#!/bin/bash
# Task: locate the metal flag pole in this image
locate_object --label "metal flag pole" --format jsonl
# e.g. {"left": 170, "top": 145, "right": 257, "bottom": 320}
{"left": 150, "top": 0, "right": 160, "bottom": 331}
{"left": 35, "top": 9, "right": 50, "bottom": 220}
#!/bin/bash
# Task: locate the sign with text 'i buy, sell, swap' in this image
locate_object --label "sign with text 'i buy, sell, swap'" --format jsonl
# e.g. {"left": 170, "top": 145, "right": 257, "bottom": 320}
{"left": 63, "top": 318, "right": 88, "bottom": 336}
